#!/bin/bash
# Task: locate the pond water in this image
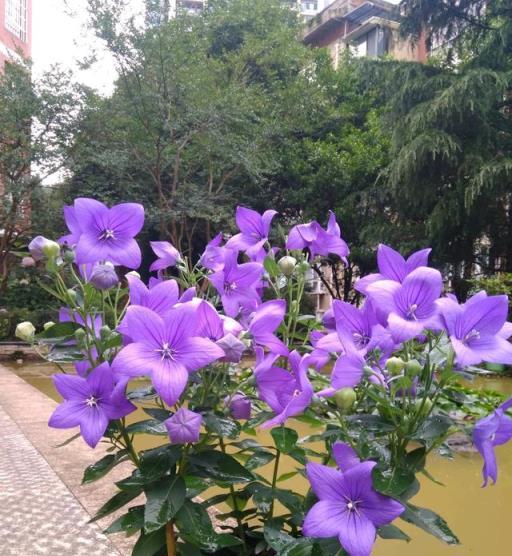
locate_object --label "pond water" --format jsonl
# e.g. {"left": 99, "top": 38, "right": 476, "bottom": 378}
{"left": 6, "top": 361, "right": 512, "bottom": 555}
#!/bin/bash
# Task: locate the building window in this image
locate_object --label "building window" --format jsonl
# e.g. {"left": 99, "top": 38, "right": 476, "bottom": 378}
{"left": 301, "top": 1, "right": 318, "bottom": 12}
{"left": 5, "top": 0, "right": 27, "bottom": 43}
{"left": 353, "top": 27, "right": 388, "bottom": 58}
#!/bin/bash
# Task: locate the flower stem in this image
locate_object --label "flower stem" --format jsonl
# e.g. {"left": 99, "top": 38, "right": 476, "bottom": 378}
{"left": 268, "top": 449, "right": 281, "bottom": 518}
{"left": 166, "top": 521, "right": 177, "bottom": 556}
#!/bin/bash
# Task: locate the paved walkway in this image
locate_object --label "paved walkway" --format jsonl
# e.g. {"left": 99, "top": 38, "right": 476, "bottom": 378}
{"left": 0, "top": 364, "right": 133, "bottom": 556}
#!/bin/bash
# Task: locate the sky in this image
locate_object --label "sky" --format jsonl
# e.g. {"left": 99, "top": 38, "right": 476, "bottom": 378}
{"left": 32, "top": 0, "right": 401, "bottom": 94}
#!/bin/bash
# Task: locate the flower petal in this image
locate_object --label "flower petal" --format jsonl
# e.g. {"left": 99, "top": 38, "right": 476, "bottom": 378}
{"left": 303, "top": 500, "right": 345, "bottom": 539}
{"left": 108, "top": 203, "right": 144, "bottom": 237}
{"left": 377, "top": 244, "right": 406, "bottom": 282}
{"left": 151, "top": 360, "right": 189, "bottom": 406}
{"left": 178, "top": 337, "right": 225, "bottom": 371}
{"left": 306, "top": 462, "right": 346, "bottom": 500}
{"left": 337, "top": 511, "right": 376, "bottom": 556}
{"left": 53, "top": 373, "right": 90, "bottom": 401}
{"left": 332, "top": 442, "right": 360, "bottom": 472}
{"left": 79, "top": 408, "right": 109, "bottom": 448}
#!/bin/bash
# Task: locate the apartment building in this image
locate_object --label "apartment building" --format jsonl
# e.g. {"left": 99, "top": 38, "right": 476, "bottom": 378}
{"left": 302, "top": 0, "right": 427, "bottom": 66}
{"left": 0, "top": 0, "right": 31, "bottom": 69}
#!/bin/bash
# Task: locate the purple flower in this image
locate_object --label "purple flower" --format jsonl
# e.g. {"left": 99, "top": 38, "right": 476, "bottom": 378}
{"left": 21, "top": 256, "right": 35, "bottom": 268}
{"left": 356, "top": 244, "right": 431, "bottom": 295}
{"left": 59, "top": 205, "right": 82, "bottom": 246}
{"left": 149, "top": 241, "right": 181, "bottom": 273}
{"left": 127, "top": 275, "right": 180, "bottom": 316}
{"left": 473, "top": 398, "right": 512, "bottom": 486}
{"left": 303, "top": 442, "right": 404, "bottom": 556}
{"left": 366, "top": 267, "right": 443, "bottom": 343}
{"left": 72, "top": 198, "right": 144, "bottom": 269}
{"left": 89, "top": 262, "right": 119, "bottom": 290}
{"left": 48, "top": 363, "right": 136, "bottom": 448}
{"left": 228, "top": 393, "right": 252, "bottom": 419}
{"left": 165, "top": 408, "right": 202, "bottom": 444}
{"left": 317, "top": 352, "right": 365, "bottom": 398}
{"left": 199, "top": 233, "right": 227, "bottom": 271}
{"left": 208, "top": 251, "right": 263, "bottom": 317}
{"left": 226, "top": 206, "right": 277, "bottom": 259}
{"left": 112, "top": 306, "right": 224, "bottom": 406}
{"left": 332, "top": 300, "right": 394, "bottom": 356}
{"left": 247, "top": 300, "right": 288, "bottom": 356}
{"left": 286, "top": 212, "right": 349, "bottom": 261}
{"left": 437, "top": 292, "right": 512, "bottom": 367}
{"left": 216, "top": 333, "right": 246, "bottom": 363}
{"left": 255, "top": 350, "right": 313, "bottom": 429}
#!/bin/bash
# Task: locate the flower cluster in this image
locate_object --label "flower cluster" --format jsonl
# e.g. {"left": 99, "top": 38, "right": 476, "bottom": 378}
{"left": 23, "top": 198, "right": 512, "bottom": 556}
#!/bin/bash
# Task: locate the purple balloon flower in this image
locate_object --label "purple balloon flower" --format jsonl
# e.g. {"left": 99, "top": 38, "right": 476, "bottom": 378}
{"left": 366, "top": 267, "right": 443, "bottom": 343}
{"left": 226, "top": 206, "right": 277, "bottom": 259}
{"left": 255, "top": 350, "right": 313, "bottom": 429}
{"left": 127, "top": 275, "right": 180, "bottom": 316}
{"left": 303, "top": 442, "right": 404, "bottom": 556}
{"left": 332, "top": 299, "right": 394, "bottom": 356}
{"left": 72, "top": 198, "right": 144, "bottom": 269}
{"left": 437, "top": 292, "right": 512, "bottom": 367}
{"left": 59, "top": 205, "right": 82, "bottom": 246}
{"left": 227, "top": 392, "right": 252, "bottom": 420}
{"left": 89, "top": 261, "right": 119, "bottom": 290}
{"left": 165, "top": 408, "right": 202, "bottom": 444}
{"left": 112, "top": 306, "right": 224, "bottom": 406}
{"left": 247, "top": 299, "right": 288, "bottom": 356}
{"left": 356, "top": 244, "right": 431, "bottom": 295}
{"left": 473, "top": 398, "right": 512, "bottom": 486}
{"left": 149, "top": 241, "right": 181, "bottom": 273}
{"left": 199, "top": 233, "right": 228, "bottom": 271}
{"left": 48, "top": 362, "right": 136, "bottom": 448}
{"left": 208, "top": 251, "right": 263, "bottom": 317}
{"left": 317, "top": 352, "right": 366, "bottom": 398}
{"left": 286, "top": 211, "right": 349, "bottom": 261}
{"left": 28, "top": 235, "right": 50, "bottom": 261}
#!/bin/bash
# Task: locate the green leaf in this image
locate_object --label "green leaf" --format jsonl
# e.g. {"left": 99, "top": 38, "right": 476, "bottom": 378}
{"left": 372, "top": 466, "right": 416, "bottom": 497}
{"left": 404, "top": 446, "right": 426, "bottom": 472}
{"left": 411, "top": 414, "right": 453, "bottom": 448}
{"left": 132, "top": 527, "right": 166, "bottom": 556}
{"left": 378, "top": 524, "right": 411, "bottom": 542}
{"left": 82, "top": 450, "right": 129, "bottom": 484}
{"left": 144, "top": 475, "right": 186, "bottom": 533}
{"left": 251, "top": 483, "right": 273, "bottom": 514}
{"left": 345, "top": 414, "right": 395, "bottom": 432}
{"left": 126, "top": 419, "right": 168, "bottom": 435}
{"left": 264, "top": 256, "right": 281, "bottom": 277}
{"left": 144, "top": 407, "right": 172, "bottom": 421}
{"left": 104, "top": 506, "right": 144, "bottom": 536}
{"left": 35, "top": 321, "right": 81, "bottom": 343}
{"left": 401, "top": 503, "right": 459, "bottom": 544}
{"left": 128, "top": 385, "right": 157, "bottom": 401}
{"left": 188, "top": 450, "right": 254, "bottom": 484}
{"left": 245, "top": 450, "right": 274, "bottom": 470}
{"left": 174, "top": 500, "right": 242, "bottom": 551}
{"left": 139, "top": 445, "right": 182, "bottom": 483}
{"left": 277, "top": 471, "right": 299, "bottom": 482}
{"left": 271, "top": 427, "right": 299, "bottom": 453}
{"left": 203, "top": 413, "right": 241, "bottom": 439}
{"left": 264, "top": 518, "right": 294, "bottom": 552}
{"left": 274, "top": 488, "right": 303, "bottom": 514}
{"left": 90, "top": 489, "right": 142, "bottom": 522}
{"left": 54, "top": 432, "right": 81, "bottom": 448}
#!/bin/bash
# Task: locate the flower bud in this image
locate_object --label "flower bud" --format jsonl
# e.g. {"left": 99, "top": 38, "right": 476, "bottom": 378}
{"left": 28, "top": 236, "right": 50, "bottom": 261}
{"left": 89, "top": 262, "right": 119, "bottom": 291}
{"left": 278, "top": 255, "right": 297, "bottom": 277}
{"left": 62, "top": 249, "right": 75, "bottom": 264}
{"left": 21, "top": 256, "right": 35, "bottom": 268}
{"left": 15, "top": 321, "right": 35, "bottom": 342}
{"left": 405, "top": 359, "right": 422, "bottom": 377}
{"left": 363, "top": 365, "right": 374, "bottom": 377}
{"left": 227, "top": 393, "right": 251, "bottom": 420}
{"left": 43, "top": 321, "right": 56, "bottom": 331}
{"left": 333, "top": 387, "right": 357, "bottom": 411}
{"left": 74, "top": 328, "right": 86, "bottom": 345}
{"left": 41, "top": 240, "right": 61, "bottom": 259}
{"left": 67, "top": 289, "right": 77, "bottom": 302}
{"left": 125, "top": 270, "right": 141, "bottom": 279}
{"left": 100, "top": 325, "right": 112, "bottom": 340}
{"left": 414, "top": 397, "right": 433, "bottom": 416}
{"left": 386, "top": 356, "right": 406, "bottom": 375}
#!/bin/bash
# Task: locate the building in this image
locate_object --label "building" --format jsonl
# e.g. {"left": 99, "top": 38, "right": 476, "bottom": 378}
{"left": 303, "top": 0, "right": 427, "bottom": 66}
{"left": 0, "top": 0, "right": 31, "bottom": 69}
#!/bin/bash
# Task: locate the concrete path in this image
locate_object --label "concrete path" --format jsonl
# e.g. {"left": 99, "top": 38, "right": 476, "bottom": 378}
{"left": 0, "top": 364, "right": 134, "bottom": 556}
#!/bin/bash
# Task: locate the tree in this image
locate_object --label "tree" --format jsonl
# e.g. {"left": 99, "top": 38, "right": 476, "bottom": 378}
{"left": 67, "top": 0, "right": 326, "bottom": 259}
{"left": 0, "top": 61, "right": 84, "bottom": 291}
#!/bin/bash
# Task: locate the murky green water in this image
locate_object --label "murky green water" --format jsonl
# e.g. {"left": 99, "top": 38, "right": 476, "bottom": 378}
{"left": 7, "top": 361, "right": 512, "bottom": 555}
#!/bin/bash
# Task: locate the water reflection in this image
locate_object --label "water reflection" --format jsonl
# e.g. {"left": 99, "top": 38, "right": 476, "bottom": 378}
{"left": 7, "top": 361, "right": 512, "bottom": 555}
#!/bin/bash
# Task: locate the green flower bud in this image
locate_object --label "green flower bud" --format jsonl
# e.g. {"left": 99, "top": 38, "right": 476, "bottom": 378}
{"left": 414, "top": 397, "right": 433, "bottom": 416}
{"left": 41, "top": 240, "right": 61, "bottom": 259}
{"left": 386, "top": 356, "right": 406, "bottom": 375}
{"left": 62, "top": 249, "right": 75, "bottom": 263}
{"left": 405, "top": 359, "right": 422, "bottom": 377}
{"left": 278, "top": 256, "right": 297, "bottom": 277}
{"left": 297, "top": 261, "right": 310, "bottom": 273}
{"left": 67, "top": 289, "right": 77, "bottom": 302}
{"left": 334, "top": 388, "right": 357, "bottom": 411}
{"left": 363, "top": 365, "right": 374, "bottom": 377}
{"left": 15, "top": 321, "right": 35, "bottom": 342}
{"left": 100, "top": 325, "right": 112, "bottom": 340}
{"left": 74, "top": 328, "right": 86, "bottom": 345}
{"left": 43, "top": 321, "right": 56, "bottom": 331}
